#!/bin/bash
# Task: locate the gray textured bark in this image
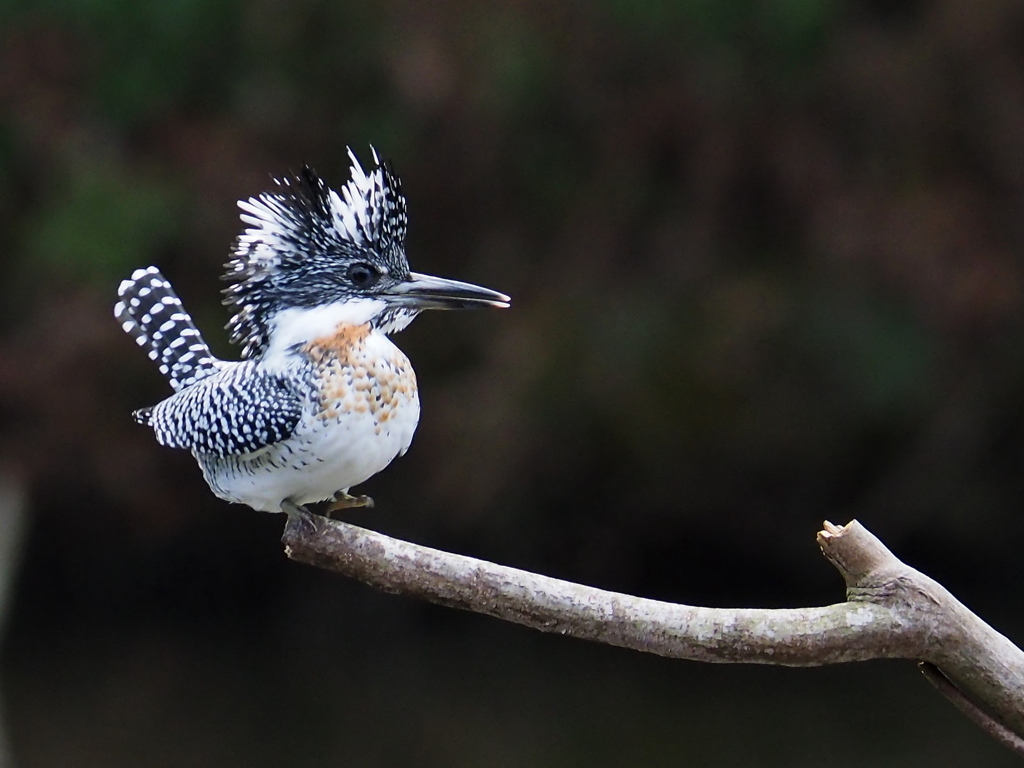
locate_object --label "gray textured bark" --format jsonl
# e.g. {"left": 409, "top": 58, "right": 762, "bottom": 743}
{"left": 282, "top": 512, "right": 1024, "bottom": 756}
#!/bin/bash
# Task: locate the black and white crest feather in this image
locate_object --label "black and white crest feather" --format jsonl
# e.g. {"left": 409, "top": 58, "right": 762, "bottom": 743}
{"left": 222, "top": 147, "right": 409, "bottom": 359}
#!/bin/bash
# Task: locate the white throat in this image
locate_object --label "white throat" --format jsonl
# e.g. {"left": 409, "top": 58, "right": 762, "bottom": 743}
{"left": 262, "top": 298, "right": 386, "bottom": 367}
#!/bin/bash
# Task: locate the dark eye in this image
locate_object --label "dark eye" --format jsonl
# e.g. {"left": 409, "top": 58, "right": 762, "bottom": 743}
{"left": 345, "top": 262, "right": 378, "bottom": 289}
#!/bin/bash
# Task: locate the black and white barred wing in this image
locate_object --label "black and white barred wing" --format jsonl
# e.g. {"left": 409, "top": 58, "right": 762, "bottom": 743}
{"left": 134, "top": 362, "right": 303, "bottom": 458}
{"left": 115, "top": 267, "right": 222, "bottom": 392}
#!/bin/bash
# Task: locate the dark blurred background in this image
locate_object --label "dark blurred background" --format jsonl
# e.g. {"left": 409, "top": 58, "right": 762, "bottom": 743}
{"left": 0, "top": 0, "right": 1023, "bottom": 765}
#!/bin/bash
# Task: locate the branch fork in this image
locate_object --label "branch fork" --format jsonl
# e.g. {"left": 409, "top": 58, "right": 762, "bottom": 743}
{"left": 282, "top": 512, "right": 1024, "bottom": 756}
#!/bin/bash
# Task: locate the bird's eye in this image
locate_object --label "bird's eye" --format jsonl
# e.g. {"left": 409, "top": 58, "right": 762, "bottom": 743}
{"left": 346, "top": 263, "right": 378, "bottom": 289}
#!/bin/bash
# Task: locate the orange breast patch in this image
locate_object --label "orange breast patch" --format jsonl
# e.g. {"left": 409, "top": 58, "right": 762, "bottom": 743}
{"left": 303, "top": 322, "right": 417, "bottom": 428}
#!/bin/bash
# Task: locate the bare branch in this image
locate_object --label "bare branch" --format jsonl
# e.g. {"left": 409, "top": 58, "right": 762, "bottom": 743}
{"left": 920, "top": 662, "right": 1024, "bottom": 758}
{"left": 281, "top": 511, "right": 1024, "bottom": 753}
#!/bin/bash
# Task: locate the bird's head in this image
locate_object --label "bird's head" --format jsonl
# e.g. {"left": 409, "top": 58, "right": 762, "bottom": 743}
{"left": 223, "top": 148, "right": 509, "bottom": 358}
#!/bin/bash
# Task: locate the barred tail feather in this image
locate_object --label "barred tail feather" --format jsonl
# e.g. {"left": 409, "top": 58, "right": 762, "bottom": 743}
{"left": 132, "top": 406, "right": 154, "bottom": 425}
{"left": 115, "top": 266, "right": 222, "bottom": 392}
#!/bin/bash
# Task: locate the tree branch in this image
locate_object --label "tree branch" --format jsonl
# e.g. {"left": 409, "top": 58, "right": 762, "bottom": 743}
{"left": 281, "top": 511, "right": 1024, "bottom": 754}
{"left": 920, "top": 662, "right": 1024, "bottom": 757}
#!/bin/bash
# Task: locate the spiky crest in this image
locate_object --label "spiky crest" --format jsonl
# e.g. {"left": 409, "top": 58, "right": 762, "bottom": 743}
{"left": 222, "top": 147, "right": 409, "bottom": 359}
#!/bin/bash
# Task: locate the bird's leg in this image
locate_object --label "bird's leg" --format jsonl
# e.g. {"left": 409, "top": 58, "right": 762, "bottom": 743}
{"left": 324, "top": 490, "right": 375, "bottom": 517}
{"left": 280, "top": 499, "right": 311, "bottom": 516}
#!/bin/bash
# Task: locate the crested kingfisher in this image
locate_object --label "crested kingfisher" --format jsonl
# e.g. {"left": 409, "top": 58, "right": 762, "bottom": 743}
{"left": 114, "top": 148, "right": 509, "bottom": 515}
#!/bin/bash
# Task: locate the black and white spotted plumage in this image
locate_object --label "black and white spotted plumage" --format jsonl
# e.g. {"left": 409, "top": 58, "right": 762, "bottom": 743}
{"left": 116, "top": 147, "right": 509, "bottom": 513}
{"left": 135, "top": 362, "right": 303, "bottom": 457}
{"left": 114, "top": 267, "right": 221, "bottom": 392}
{"left": 115, "top": 268, "right": 298, "bottom": 457}
{"left": 223, "top": 147, "right": 409, "bottom": 359}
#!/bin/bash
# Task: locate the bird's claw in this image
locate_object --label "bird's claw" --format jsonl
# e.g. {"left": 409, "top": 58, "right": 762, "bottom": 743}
{"left": 323, "top": 491, "right": 375, "bottom": 517}
{"left": 281, "top": 499, "right": 311, "bottom": 516}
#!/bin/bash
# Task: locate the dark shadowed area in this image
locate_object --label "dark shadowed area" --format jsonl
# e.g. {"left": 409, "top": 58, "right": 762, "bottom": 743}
{"left": 1, "top": 0, "right": 1023, "bottom": 765}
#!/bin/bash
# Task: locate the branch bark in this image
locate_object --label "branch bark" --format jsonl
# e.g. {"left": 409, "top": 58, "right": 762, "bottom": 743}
{"left": 282, "top": 511, "right": 1024, "bottom": 756}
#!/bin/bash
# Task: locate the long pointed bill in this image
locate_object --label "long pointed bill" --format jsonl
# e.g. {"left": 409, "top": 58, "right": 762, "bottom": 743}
{"left": 384, "top": 272, "right": 511, "bottom": 310}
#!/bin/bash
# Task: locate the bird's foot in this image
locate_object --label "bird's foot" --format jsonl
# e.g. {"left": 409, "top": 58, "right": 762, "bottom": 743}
{"left": 280, "top": 499, "right": 312, "bottom": 516}
{"left": 323, "top": 491, "right": 375, "bottom": 517}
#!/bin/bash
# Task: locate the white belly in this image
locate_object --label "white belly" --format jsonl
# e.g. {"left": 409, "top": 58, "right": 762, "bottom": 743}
{"left": 200, "top": 391, "right": 420, "bottom": 513}
{"left": 200, "top": 324, "right": 421, "bottom": 513}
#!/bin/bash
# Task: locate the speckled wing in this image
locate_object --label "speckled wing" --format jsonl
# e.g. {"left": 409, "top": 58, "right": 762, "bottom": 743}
{"left": 134, "top": 362, "right": 303, "bottom": 458}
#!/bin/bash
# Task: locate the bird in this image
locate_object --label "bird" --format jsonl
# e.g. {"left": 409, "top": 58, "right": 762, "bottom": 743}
{"left": 114, "top": 148, "right": 510, "bottom": 515}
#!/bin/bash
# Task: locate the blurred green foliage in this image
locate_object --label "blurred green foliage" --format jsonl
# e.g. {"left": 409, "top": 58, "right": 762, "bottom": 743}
{"left": 1, "top": 0, "right": 1024, "bottom": 765}
{"left": 600, "top": 0, "right": 839, "bottom": 62}
{"left": 1, "top": 0, "right": 1019, "bottom": 573}
{"left": 25, "top": 161, "right": 180, "bottom": 280}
